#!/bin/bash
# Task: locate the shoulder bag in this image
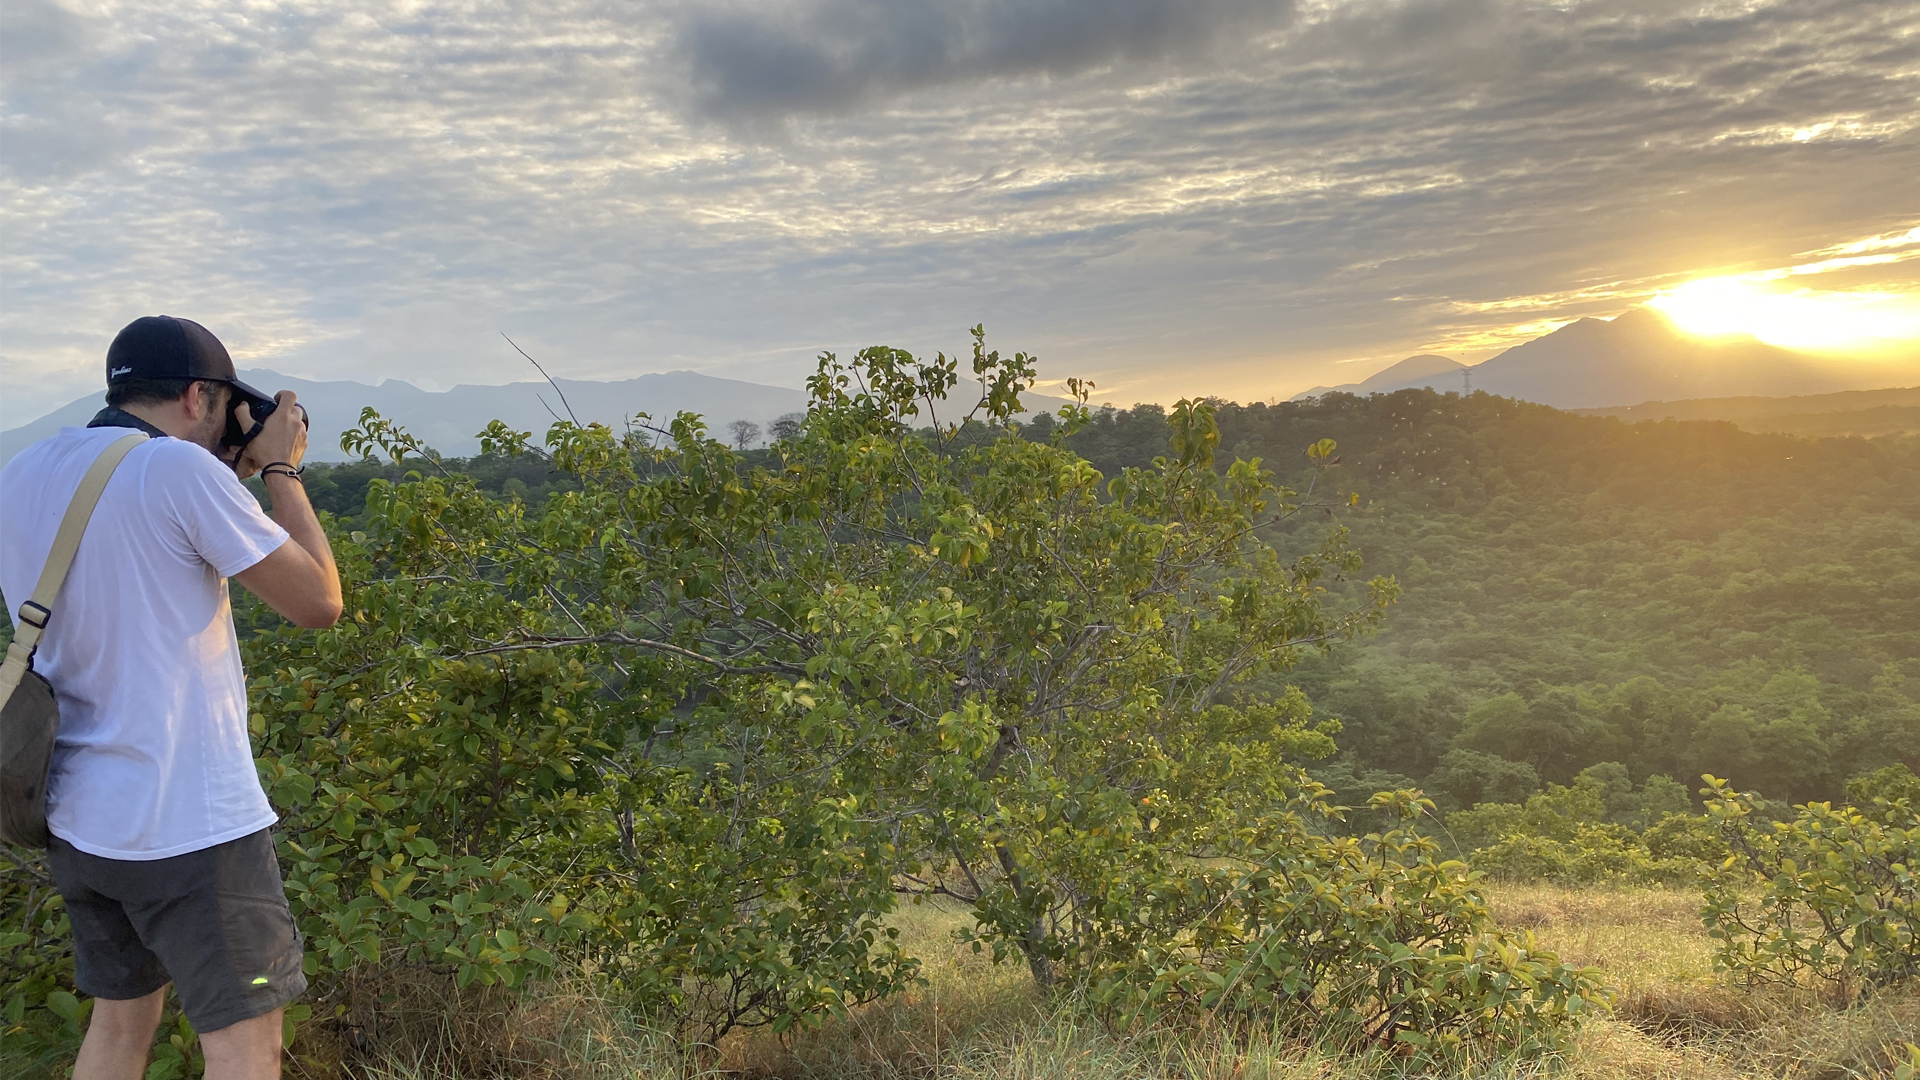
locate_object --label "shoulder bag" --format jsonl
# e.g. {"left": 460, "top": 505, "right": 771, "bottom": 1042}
{"left": 0, "top": 433, "right": 147, "bottom": 848}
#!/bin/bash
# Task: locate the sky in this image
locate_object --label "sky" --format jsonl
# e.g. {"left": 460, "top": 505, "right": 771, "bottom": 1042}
{"left": 3, "top": 0, "right": 1918, "bottom": 427}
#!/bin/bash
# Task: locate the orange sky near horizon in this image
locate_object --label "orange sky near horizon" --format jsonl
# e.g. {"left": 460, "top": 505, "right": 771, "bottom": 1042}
{"left": 1645, "top": 228, "right": 1920, "bottom": 359}
{"left": 1396, "top": 225, "right": 1920, "bottom": 376}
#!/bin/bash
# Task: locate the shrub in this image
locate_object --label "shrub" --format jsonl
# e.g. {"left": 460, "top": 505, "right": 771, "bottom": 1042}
{"left": 1640, "top": 809, "right": 1724, "bottom": 866}
{"left": 1465, "top": 824, "right": 1655, "bottom": 885}
{"left": 1080, "top": 791, "right": 1609, "bottom": 1058}
{"left": 1447, "top": 765, "right": 1712, "bottom": 886}
{"left": 1702, "top": 769, "right": 1920, "bottom": 997}
{"left": 0, "top": 850, "right": 68, "bottom": 1048}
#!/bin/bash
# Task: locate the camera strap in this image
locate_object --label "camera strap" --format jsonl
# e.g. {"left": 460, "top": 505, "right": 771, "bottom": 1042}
{"left": 0, "top": 433, "right": 148, "bottom": 709}
{"left": 86, "top": 407, "right": 170, "bottom": 439}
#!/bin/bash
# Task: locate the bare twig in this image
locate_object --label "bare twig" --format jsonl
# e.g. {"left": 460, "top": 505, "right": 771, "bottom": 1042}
{"left": 503, "top": 332, "right": 580, "bottom": 426}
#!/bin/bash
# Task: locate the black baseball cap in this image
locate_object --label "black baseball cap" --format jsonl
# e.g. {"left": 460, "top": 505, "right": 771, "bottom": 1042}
{"left": 105, "top": 316, "right": 273, "bottom": 408}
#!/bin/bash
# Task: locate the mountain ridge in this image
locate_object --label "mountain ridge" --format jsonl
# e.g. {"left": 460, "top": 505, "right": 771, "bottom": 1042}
{"left": 1, "top": 369, "right": 812, "bottom": 466}
{"left": 1292, "top": 353, "right": 1467, "bottom": 399}
{"left": 1298, "top": 309, "right": 1915, "bottom": 409}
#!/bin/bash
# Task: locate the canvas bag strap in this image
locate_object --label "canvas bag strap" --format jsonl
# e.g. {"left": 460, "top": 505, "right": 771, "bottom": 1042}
{"left": 0, "top": 433, "right": 148, "bottom": 704}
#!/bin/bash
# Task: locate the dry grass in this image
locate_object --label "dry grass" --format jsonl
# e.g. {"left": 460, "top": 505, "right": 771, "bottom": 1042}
{"left": 334, "top": 885, "right": 1916, "bottom": 1080}
{"left": 285, "top": 969, "right": 633, "bottom": 1080}
{"left": 724, "top": 886, "right": 1917, "bottom": 1080}
{"left": 1485, "top": 883, "right": 1919, "bottom": 1080}
{"left": 721, "top": 898, "right": 1041, "bottom": 1078}
{"left": 1489, "top": 884, "right": 1718, "bottom": 996}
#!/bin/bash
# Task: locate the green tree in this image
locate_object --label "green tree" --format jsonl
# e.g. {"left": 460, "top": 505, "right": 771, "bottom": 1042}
{"left": 258, "top": 331, "right": 1401, "bottom": 1038}
{"left": 1426, "top": 748, "right": 1540, "bottom": 811}
{"left": 1454, "top": 690, "right": 1609, "bottom": 785}
{"left": 1688, "top": 704, "right": 1762, "bottom": 790}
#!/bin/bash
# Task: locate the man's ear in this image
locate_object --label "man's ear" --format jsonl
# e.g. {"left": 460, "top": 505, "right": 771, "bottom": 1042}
{"left": 185, "top": 380, "right": 224, "bottom": 421}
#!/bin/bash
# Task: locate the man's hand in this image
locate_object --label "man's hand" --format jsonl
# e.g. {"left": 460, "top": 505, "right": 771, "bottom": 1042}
{"left": 230, "top": 388, "right": 340, "bottom": 628}
{"left": 233, "top": 391, "right": 309, "bottom": 480}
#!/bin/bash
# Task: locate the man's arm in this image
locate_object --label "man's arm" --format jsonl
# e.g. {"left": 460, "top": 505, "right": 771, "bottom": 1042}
{"left": 230, "top": 392, "right": 342, "bottom": 628}
{"left": 236, "top": 478, "right": 341, "bottom": 627}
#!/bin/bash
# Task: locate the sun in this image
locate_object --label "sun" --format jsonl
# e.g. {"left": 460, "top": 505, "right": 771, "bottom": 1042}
{"left": 1646, "top": 276, "right": 1920, "bottom": 354}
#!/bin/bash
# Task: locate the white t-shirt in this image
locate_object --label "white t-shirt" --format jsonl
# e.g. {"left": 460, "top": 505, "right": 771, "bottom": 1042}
{"left": 0, "top": 425, "right": 289, "bottom": 860}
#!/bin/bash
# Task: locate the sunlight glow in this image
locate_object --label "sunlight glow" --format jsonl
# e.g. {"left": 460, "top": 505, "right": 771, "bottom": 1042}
{"left": 1646, "top": 277, "right": 1920, "bottom": 354}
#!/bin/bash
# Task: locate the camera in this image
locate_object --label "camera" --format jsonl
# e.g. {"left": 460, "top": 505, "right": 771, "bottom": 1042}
{"left": 221, "top": 390, "right": 308, "bottom": 452}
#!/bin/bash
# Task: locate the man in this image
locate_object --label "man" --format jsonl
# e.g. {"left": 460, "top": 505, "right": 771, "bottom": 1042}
{"left": 0, "top": 316, "right": 341, "bottom": 1080}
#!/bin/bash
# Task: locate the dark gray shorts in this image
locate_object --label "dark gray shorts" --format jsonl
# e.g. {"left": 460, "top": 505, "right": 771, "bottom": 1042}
{"left": 48, "top": 828, "right": 307, "bottom": 1033}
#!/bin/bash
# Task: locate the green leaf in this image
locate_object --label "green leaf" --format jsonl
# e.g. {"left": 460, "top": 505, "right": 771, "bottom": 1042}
{"left": 46, "top": 991, "right": 82, "bottom": 1023}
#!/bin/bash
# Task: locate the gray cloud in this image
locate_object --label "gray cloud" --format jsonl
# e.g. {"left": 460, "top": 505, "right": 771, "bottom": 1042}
{"left": 0, "top": 0, "right": 120, "bottom": 180}
{"left": 678, "top": 0, "right": 1296, "bottom": 123}
{"left": 0, "top": 0, "right": 87, "bottom": 77}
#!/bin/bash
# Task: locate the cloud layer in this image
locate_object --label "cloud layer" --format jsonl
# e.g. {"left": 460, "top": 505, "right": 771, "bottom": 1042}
{"left": 3, "top": 0, "right": 1916, "bottom": 426}
{"left": 679, "top": 0, "right": 1295, "bottom": 123}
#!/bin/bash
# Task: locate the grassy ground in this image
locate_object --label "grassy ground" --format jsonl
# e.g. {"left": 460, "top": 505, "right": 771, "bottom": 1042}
{"left": 7, "top": 884, "right": 1911, "bottom": 1077}
{"left": 333, "top": 885, "right": 1917, "bottom": 1080}
{"left": 1486, "top": 885, "right": 1916, "bottom": 1079}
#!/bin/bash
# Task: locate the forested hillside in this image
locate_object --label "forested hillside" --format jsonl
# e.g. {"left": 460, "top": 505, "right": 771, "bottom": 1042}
{"left": 1573, "top": 385, "right": 1920, "bottom": 439}
{"left": 1036, "top": 390, "right": 1920, "bottom": 811}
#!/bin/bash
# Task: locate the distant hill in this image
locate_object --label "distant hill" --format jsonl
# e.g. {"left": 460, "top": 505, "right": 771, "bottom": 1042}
{"left": 1300, "top": 308, "right": 1912, "bottom": 409}
{"left": 1292, "top": 354, "right": 1467, "bottom": 400}
{"left": 0, "top": 371, "right": 1076, "bottom": 466}
{"left": 0, "top": 370, "right": 810, "bottom": 465}
{"left": 1573, "top": 386, "right": 1920, "bottom": 438}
